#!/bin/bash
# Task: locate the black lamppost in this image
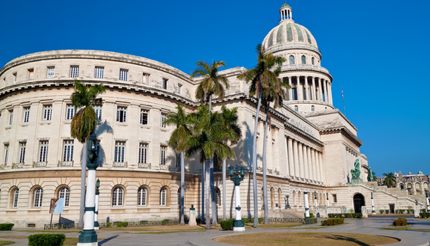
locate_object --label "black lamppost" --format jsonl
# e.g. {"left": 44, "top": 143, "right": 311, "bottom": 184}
{"left": 228, "top": 165, "right": 248, "bottom": 232}
{"left": 94, "top": 179, "right": 100, "bottom": 230}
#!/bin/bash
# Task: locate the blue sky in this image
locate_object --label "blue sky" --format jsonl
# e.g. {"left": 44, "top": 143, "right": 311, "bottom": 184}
{"left": 1, "top": 0, "right": 429, "bottom": 175}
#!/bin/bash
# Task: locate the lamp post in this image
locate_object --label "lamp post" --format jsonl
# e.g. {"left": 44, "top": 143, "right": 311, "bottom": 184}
{"left": 426, "top": 192, "right": 430, "bottom": 212}
{"left": 94, "top": 179, "right": 100, "bottom": 230}
{"left": 371, "top": 192, "right": 375, "bottom": 214}
{"left": 228, "top": 165, "right": 248, "bottom": 232}
{"left": 77, "top": 133, "right": 99, "bottom": 246}
{"left": 314, "top": 192, "right": 319, "bottom": 216}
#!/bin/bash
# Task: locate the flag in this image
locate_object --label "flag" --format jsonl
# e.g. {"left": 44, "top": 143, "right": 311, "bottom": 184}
{"left": 53, "top": 198, "right": 65, "bottom": 214}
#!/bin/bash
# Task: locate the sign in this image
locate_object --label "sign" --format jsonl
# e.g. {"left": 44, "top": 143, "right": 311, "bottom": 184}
{"left": 53, "top": 198, "right": 65, "bottom": 215}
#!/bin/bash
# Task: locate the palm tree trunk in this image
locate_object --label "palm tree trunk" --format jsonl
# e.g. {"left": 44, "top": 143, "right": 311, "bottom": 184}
{"left": 222, "top": 159, "right": 227, "bottom": 220}
{"left": 180, "top": 152, "right": 185, "bottom": 224}
{"left": 210, "top": 159, "right": 217, "bottom": 225}
{"left": 205, "top": 160, "right": 211, "bottom": 228}
{"left": 79, "top": 141, "right": 87, "bottom": 228}
{"left": 262, "top": 111, "right": 269, "bottom": 224}
{"left": 252, "top": 95, "right": 262, "bottom": 227}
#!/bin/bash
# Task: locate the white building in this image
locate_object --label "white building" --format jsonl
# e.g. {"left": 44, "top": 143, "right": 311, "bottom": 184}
{"left": 0, "top": 4, "right": 427, "bottom": 228}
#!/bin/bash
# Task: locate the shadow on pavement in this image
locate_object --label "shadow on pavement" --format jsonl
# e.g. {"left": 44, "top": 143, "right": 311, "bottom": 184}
{"left": 98, "top": 235, "right": 119, "bottom": 245}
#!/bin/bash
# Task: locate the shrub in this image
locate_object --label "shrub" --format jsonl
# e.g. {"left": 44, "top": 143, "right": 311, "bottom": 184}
{"left": 242, "top": 217, "right": 263, "bottom": 224}
{"left": 328, "top": 213, "right": 362, "bottom": 219}
{"left": 407, "top": 209, "right": 414, "bottom": 214}
{"left": 419, "top": 212, "right": 430, "bottom": 219}
{"left": 393, "top": 217, "right": 407, "bottom": 226}
{"left": 105, "top": 222, "right": 112, "bottom": 228}
{"left": 321, "top": 218, "right": 344, "bottom": 226}
{"left": 0, "top": 223, "right": 14, "bottom": 231}
{"left": 28, "top": 234, "right": 65, "bottom": 246}
{"left": 161, "top": 219, "right": 170, "bottom": 225}
{"left": 379, "top": 209, "right": 385, "bottom": 214}
{"left": 113, "top": 221, "right": 128, "bottom": 227}
{"left": 220, "top": 219, "right": 234, "bottom": 230}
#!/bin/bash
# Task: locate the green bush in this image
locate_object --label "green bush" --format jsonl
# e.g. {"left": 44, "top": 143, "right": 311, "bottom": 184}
{"left": 242, "top": 217, "right": 263, "bottom": 224}
{"left": 379, "top": 209, "right": 385, "bottom": 214}
{"left": 321, "top": 218, "right": 344, "bottom": 226}
{"left": 419, "top": 212, "right": 430, "bottom": 219}
{"left": 220, "top": 219, "right": 234, "bottom": 230}
{"left": 28, "top": 234, "right": 65, "bottom": 246}
{"left": 113, "top": 221, "right": 128, "bottom": 227}
{"left": 393, "top": 217, "right": 407, "bottom": 226}
{"left": 0, "top": 223, "right": 14, "bottom": 231}
{"left": 161, "top": 219, "right": 170, "bottom": 225}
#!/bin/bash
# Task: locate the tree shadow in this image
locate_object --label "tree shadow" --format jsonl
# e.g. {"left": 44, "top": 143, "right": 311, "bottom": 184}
{"left": 326, "top": 234, "right": 370, "bottom": 246}
{"left": 94, "top": 120, "right": 114, "bottom": 167}
{"left": 98, "top": 235, "right": 119, "bottom": 245}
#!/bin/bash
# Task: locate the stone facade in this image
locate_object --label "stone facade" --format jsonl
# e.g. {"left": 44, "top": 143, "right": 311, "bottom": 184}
{"left": 0, "top": 4, "right": 427, "bottom": 228}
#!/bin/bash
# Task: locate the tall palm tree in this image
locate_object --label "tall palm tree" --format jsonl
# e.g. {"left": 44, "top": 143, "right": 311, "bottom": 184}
{"left": 238, "top": 44, "right": 285, "bottom": 225}
{"left": 70, "top": 81, "right": 105, "bottom": 228}
{"left": 218, "top": 106, "right": 241, "bottom": 220}
{"left": 383, "top": 172, "right": 397, "bottom": 188}
{"left": 166, "top": 105, "right": 192, "bottom": 224}
{"left": 187, "top": 106, "right": 235, "bottom": 228}
{"left": 192, "top": 61, "right": 229, "bottom": 225}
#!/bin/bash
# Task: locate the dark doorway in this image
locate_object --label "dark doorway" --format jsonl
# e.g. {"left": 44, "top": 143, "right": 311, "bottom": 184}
{"left": 353, "top": 193, "right": 365, "bottom": 213}
{"left": 389, "top": 203, "right": 395, "bottom": 214}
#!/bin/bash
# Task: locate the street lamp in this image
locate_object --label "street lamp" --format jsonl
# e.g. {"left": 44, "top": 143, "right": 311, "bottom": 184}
{"left": 94, "top": 179, "right": 100, "bottom": 230}
{"left": 78, "top": 133, "right": 99, "bottom": 246}
{"left": 371, "top": 192, "right": 375, "bottom": 214}
{"left": 228, "top": 164, "right": 248, "bottom": 232}
{"left": 303, "top": 192, "right": 310, "bottom": 224}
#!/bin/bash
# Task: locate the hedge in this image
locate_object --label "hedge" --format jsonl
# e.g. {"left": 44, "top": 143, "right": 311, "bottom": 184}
{"left": 113, "top": 221, "right": 128, "bottom": 227}
{"left": 28, "top": 234, "right": 65, "bottom": 246}
{"left": 0, "top": 223, "right": 14, "bottom": 231}
{"left": 220, "top": 219, "right": 234, "bottom": 230}
{"left": 419, "top": 212, "right": 430, "bottom": 219}
{"left": 328, "top": 213, "right": 362, "bottom": 218}
{"left": 321, "top": 218, "right": 344, "bottom": 226}
{"left": 393, "top": 217, "right": 407, "bottom": 226}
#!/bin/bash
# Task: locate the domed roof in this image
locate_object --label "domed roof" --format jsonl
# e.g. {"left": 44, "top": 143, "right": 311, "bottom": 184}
{"left": 262, "top": 6, "right": 319, "bottom": 53}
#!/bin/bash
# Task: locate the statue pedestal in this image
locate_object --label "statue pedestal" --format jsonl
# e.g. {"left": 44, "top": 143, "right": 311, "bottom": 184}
{"left": 189, "top": 208, "right": 197, "bottom": 226}
{"left": 361, "top": 206, "right": 368, "bottom": 218}
{"left": 414, "top": 206, "right": 420, "bottom": 218}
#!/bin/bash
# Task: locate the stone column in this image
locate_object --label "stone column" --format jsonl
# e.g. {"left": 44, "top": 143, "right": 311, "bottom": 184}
{"left": 297, "top": 76, "right": 303, "bottom": 101}
{"left": 318, "top": 152, "right": 324, "bottom": 183}
{"left": 310, "top": 149, "right": 315, "bottom": 182}
{"left": 314, "top": 150, "right": 320, "bottom": 182}
{"left": 293, "top": 140, "right": 299, "bottom": 179}
{"left": 318, "top": 78, "right": 323, "bottom": 103}
{"left": 298, "top": 142, "right": 304, "bottom": 179}
{"left": 327, "top": 81, "right": 333, "bottom": 105}
{"left": 287, "top": 137, "right": 294, "bottom": 178}
{"left": 303, "top": 146, "right": 308, "bottom": 180}
{"left": 303, "top": 78, "right": 308, "bottom": 101}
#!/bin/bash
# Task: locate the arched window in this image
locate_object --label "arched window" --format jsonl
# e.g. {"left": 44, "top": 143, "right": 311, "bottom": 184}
{"left": 292, "top": 191, "right": 296, "bottom": 206}
{"left": 33, "top": 187, "right": 43, "bottom": 208}
{"left": 215, "top": 187, "right": 221, "bottom": 206}
{"left": 270, "top": 187, "right": 275, "bottom": 209}
{"left": 160, "top": 187, "right": 168, "bottom": 206}
{"left": 112, "top": 186, "right": 124, "bottom": 206}
{"left": 138, "top": 186, "right": 148, "bottom": 206}
{"left": 301, "top": 55, "right": 306, "bottom": 64}
{"left": 57, "top": 186, "right": 70, "bottom": 207}
{"left": 10, "top": 187, "right": 19, "bottom": 208}
{"left": 311, "top": 57, "right": 315, "bottom": 65}
{"left": 278, "top": 188, "right": 282, "bottom": 208}
{"left": 289, "top": 55, "right": 295, "bottom": 65}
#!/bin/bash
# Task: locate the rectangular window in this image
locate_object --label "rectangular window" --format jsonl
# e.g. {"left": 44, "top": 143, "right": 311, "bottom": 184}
{"left": 332, "top": 194, "right": 337, "bottom": 203}
{"left": 116, "top": 106, "right": 127, "bottom": 123}
{"left": 302, "top": 86, "right": 307, "bottom": 100}
{"left": 142, "top": 72, "right": 150, "bottom": 84}
{"left": 47, "top": 66, "right": 55, "bottom": 79}
{"left": 160, "top": 145, "right": 167, "bottom": 165}
{"left": 119, "top": 68, "right": 128, "bottom": 81}
{"left": 3, "top": 143, "right": 9, "bottom": 165}
{"left": 8, "top": 109, "right": 13, "bottom": 125}
{"left": 138, "top": 142, "right": 148, "bottom": 164}
{"left": 18, "top": 141, "right": 26, "bottom": 164}
{"left": 140, "top": 109, "right": 148, "bottom": 125}
{"left": 94, "top": 106, "right": 102, "bottom": 121}
{"left": 23, "top": 106, "right": 30, "bottom": 123}
{"left": 114, "top": 141, "right": 126, "bottom": 163}
{"left": 292, "top": 88, "right": 298, "bottom": 100}
{"left": 38, "top": 140, "right": 49, "bottom": 163}
{"left": 69, "top": 65, "right": 79, "bottom": 78}
{"left": 28, "top": 68, "right": 34, "bottom": 80}
{"left": 63, "top": 140, "right": 74, "bottom": 162}
{"left": 94, "top": 66, "right": 104, "bottom": 79}
{"left": 42, "top": 105, "right": 52, "bottom": 121}
{"left": 65, "top": 104, "right": 75, "bottom": 120}
{"left": 161, "top": 113, "right": 167, "bottom": 128}
{"left": 162, "top": 78, "right": 168, "bottom": 89}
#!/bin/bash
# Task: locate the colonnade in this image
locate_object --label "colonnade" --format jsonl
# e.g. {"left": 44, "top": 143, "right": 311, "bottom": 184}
{"left": 283, "top": 76, "right": 332, "bottom": 105}
{"left": 285, "top": 136, "right": 323, "bottom": 183}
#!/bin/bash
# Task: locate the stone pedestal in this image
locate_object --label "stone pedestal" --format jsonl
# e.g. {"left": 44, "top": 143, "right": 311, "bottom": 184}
{"left": 361, "top": 206, "right": 368, "bottom": 218}
{"left": 414, "top": 206, "right": 420, "bottom": 218}
{"left": 189, "top": 207, "right": 197, "bottom": 226}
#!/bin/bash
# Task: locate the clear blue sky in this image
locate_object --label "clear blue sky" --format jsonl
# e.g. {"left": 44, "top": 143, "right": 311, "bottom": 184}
{"left": 1, "top": 0, "right": 429, "bottom": 175}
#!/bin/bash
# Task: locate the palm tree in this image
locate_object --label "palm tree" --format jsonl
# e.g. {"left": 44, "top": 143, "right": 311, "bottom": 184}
{"left": 192, "top": 61, "right": 229, "bottom": 225}
{"left": 383, "top": 172, "right": 397, "bottom": 188}
{"left": 70, "top": 81, "right": 105, "bottom": 228}
{"left": 187, "top": 106, "right": 235, "bottom": 228}
{"left": 238, "top": 44, "right": 285, "bottom": 225}
{"left": 218, "top": 106, "right": 241, "bottom": 220}
{"left": 166, "top": 105, "right": 193, "bottom": 224}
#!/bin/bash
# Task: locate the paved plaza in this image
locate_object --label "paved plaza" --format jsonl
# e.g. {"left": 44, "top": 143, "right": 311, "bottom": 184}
{"left": 1, "top": 217, "right": 429, "bottom": 246}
